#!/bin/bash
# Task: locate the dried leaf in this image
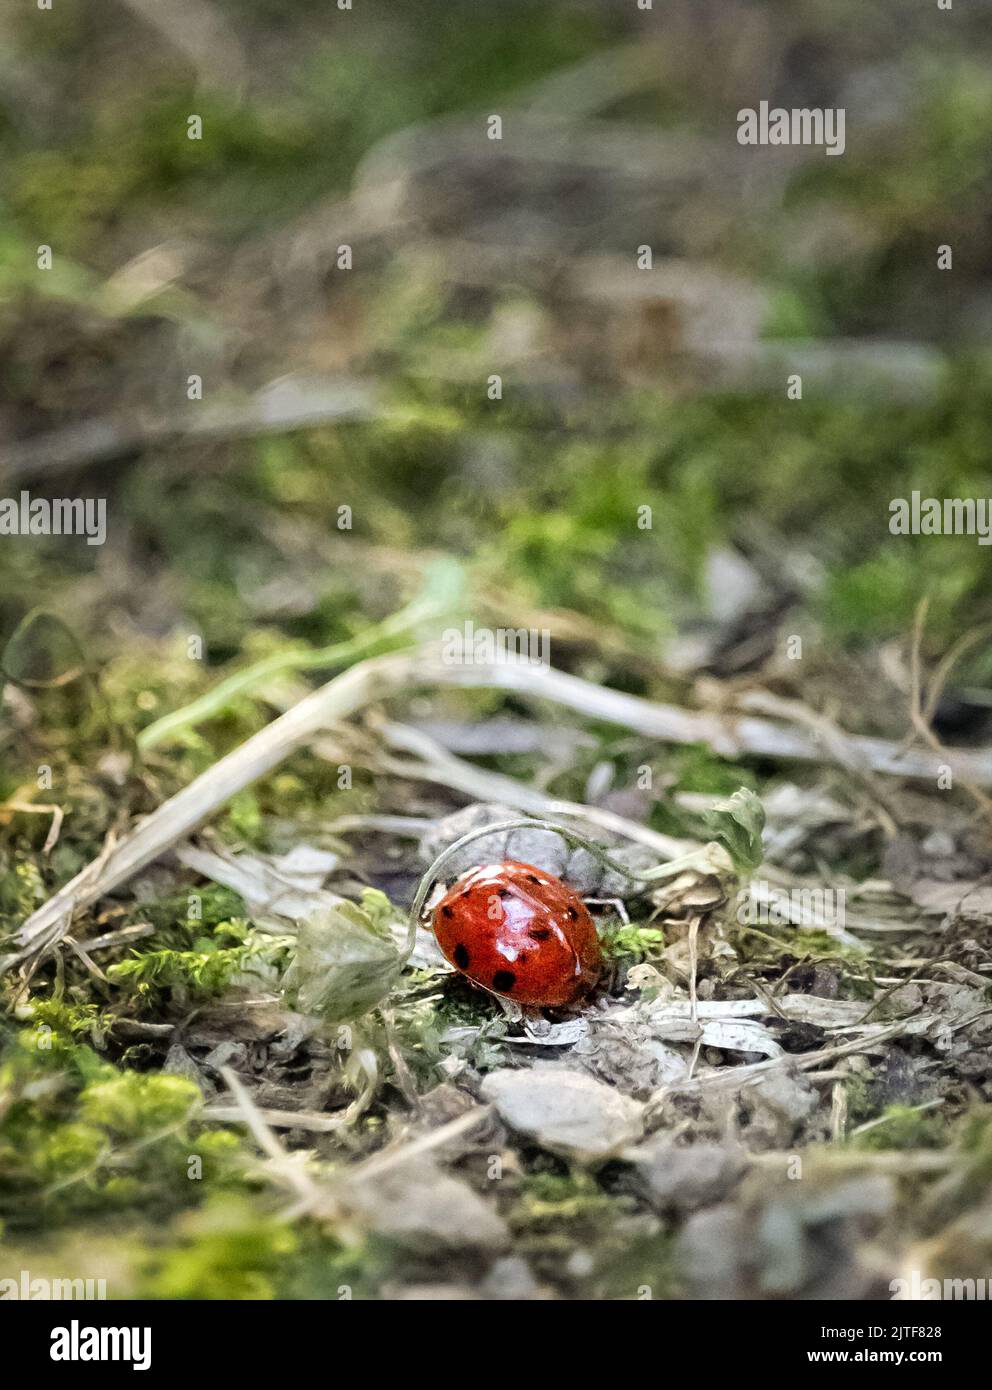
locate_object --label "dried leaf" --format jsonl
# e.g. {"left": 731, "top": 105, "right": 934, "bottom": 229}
{"left": 281, "top": 892, "right": 403, "bottom": 1024}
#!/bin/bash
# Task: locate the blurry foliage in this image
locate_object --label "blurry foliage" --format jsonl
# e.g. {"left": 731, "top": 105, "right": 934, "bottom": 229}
{"left": 0, "top": 1023, "right": 245, "bottom": 1231}
{"left": 851, "top": 1104, "right": 947, "bottom": 1152}
{"left": 139, "top": 1197, "right": 299, "bottom": 1301}
{"left": 5, "top": 2, "right": 608, "bottom": 261}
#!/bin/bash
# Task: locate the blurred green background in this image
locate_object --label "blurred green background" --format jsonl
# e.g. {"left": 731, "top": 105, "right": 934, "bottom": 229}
{"left": 1, "top": 0, "right": 992, "bottom": 808}
{"left": 3, "top": 0, "right": 992, "bottom": 659}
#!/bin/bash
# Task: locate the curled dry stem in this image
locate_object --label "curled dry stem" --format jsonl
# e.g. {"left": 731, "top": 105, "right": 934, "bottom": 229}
{"left": 403, "top": 815, "right": 730, "bottom": 966}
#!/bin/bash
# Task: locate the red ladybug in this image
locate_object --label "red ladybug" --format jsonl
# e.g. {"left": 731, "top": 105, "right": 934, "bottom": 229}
{"left": 431, "top": 861, "right": 602, "bottom": 1007}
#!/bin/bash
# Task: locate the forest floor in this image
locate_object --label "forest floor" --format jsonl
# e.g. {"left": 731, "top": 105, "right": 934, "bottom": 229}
{"left": 3, "top": 0, "right": 992, "bottom": 1299}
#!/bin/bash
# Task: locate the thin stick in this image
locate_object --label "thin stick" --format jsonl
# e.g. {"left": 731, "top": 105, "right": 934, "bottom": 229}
{"left": 849, "top": 1097, "right": 943, "bottom": 1138}
{"left": 200, "top": 1103, "right": 344, "bottom": 1134}
{"left": 218, "top": 1066, "right": 323, "bottom": 1208}
{"left": 365, "top": 715, "right": 697, "bottom": 858}
{"left": 906, "top": 599, "right": 992, "bottom": 824}
{"left": 3, "top": 649, "right": 417, "bottom": 970}
{"left": 749, "top": 1149, "right": 953, "bottom": 1175}
{"left": 0, "top": 799, "right": 65, "bottom": 854}
{"left": 347, "top": 1104, "right": 493, "bottom": 1185}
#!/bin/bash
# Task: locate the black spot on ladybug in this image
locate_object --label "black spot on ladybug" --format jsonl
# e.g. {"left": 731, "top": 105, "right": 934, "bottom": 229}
{"left": 492, "top": 970, "right": 516, "bottom": 993}
{"left": 529, "top": 926, "right": 551, "bottom": 940}
{"left": 453, "top": 943, "right": 470, "bottom": 969}
{"left": 498, "top": 888, "right": 511, "bottom": 899}
{"left": 525, "top": 874, "right": 540, "bottom": 884}
{"left": 566, "top": 906, "right": 578, "bottom": 920}
{"left": 441, "top": 905, "right": 454, "bottom": 918}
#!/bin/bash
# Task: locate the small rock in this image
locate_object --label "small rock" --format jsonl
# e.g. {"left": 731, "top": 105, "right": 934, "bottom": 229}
{"left": 679, "top": 1174, "right": 895, "bottom": 1299}
{"left": 921, "top": 830, "right": 956, "bottom": 858}
{"left": 566, "top": 1249, "right": 595, "bottom": 1278}
{"left": 701, "top": 1062, "right": 819, "bottom": 1147}
{"left": 162, "top": 1045, "right": 207, "bottom": 1091}
{"left": 417, "top": 1083, "right": 480, "bottom": 1128}
{"left": 678, "top": 1204, "right": 747, "bottom": 1300}
{"left": 202, "top": 1040, "right": 248, "bottom": 1074}
{"left": 573, "top": 1017, "right": 688, "bottom": 1096}
{"left": 628, "top": 1138, "right": 747, "bottom": 1213}
{"left": 345, "top": 1157, "right": 509, "bottom": 1252}
{"left": 420, "top": 802, "right": 657, "bottom": 898}
{"left": 478, "top": 1256, "right": 542, "bottom": 1300}
{"left": 481, "top": 1067, "right": 644, "bottom": 1162}
{"left": 705, "top": 546, "right": 767, "bottom": 625}
{"left": 419, "top": 803, "right": 519, "bottom": 878}
{"left": 505, "top": 825, "right": 570, "bottom": 878}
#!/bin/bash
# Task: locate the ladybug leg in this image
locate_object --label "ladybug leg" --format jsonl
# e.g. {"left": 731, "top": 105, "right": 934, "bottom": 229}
{"left": 493, "top": 994, "right": 524, "bottom": 1024}
{"left": 494, "top": 998, "right": 552, "bottom": 1031}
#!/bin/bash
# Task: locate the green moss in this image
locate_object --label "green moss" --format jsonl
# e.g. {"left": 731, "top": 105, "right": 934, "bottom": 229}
{"left": 0, "top": 857, "right": 47, "bottom": 934}
{"left": 510, "top": 1170, "right": 626, "bottom": 1236}
{"left": 274, "top": 1229, "right": 391, "bottom": 1301}
{"left": 508, "top": 1169, "right": 674, "bottom": 1298}
{"left": 139, "top": 1196, "right": 298, "bottom": 1301}
{"left": 28, "top": 999, "right": 108, "bottom": 1050}
{"left": 79, "top": 1072, "right": 200, "bottom": 1138}
{"left": 220, "top": 790, "right": 265, "bottom": 846}
{"left": 128, "top": 884, "right": 248, "bottom": 944}
{"left": 595, "top": 1228, "right": 680, "bottom": 1302}
{"left": 851, "top": 1104, "right": 947, "bottom": 1151}
{"left": 106, "top": 929, "right": 288, "bottom": 1006}
{"left": 0, "top": 1028, "right": 247, "bottom": 1232}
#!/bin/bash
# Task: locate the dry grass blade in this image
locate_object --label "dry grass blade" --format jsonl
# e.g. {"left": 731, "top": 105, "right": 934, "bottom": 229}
{"left": 906, "top": 598, "right": 992, "bottom": 825}
{"left": 3, "top": 649, "right": 418, "bottom": 969}
{"left": 217, "top": 1066, "right": 324, "bottom": 1212}
{"left": 356, "top": 714, "right": 698, "bottom": 859}
{"left": 0, "top": 799, "right": 64, "bottom": 854}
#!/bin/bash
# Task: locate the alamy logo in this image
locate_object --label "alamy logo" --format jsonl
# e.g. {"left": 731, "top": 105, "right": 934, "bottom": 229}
{"left": 891, "top": 1270, "right": 992, "bottom": 1300}
{"left": 440, "top": 620, "right": 550, "bottom": 667}
{"left": 889, "top": 492, "right": 992, "bottom": 545}
{"left": 0, "top": 1269, "right": 106, "bottom": 1300}
{"left": 0, "top": 491, "right": 107, "bottom": 546}
{"left": 737, "top": 101, "right": 845, "bottom": 156}
{"left": 50, "top": 1320, "right": 150, "bottom": 1371}
{"left": 737, "top": 881, "right": 846, "bottom": 931}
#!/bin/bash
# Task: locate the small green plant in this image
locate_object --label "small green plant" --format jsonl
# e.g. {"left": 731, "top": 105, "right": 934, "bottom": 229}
{"left": 851, "top": 1103, "right": 947, "bottom": 1151}
{"left": 599, "top": 920, "right": 665, "bottom": 963}
{"left": 106, "top": 924, "right": 285, "bottom": 1004}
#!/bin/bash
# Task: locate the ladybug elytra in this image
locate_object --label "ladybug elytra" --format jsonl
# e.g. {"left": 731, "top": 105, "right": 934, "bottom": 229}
{"left": 431, "top": 860, "right": 602, "bottom": 1007}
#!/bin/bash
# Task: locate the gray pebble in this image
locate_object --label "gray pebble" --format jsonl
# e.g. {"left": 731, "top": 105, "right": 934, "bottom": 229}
{"left": 420, "top": 802, "right": 656, "bottom": 899}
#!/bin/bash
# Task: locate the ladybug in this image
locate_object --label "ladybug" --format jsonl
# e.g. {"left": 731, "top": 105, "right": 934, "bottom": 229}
{"left": 431, "top": 860, "right": 602, "bottom": 1007}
